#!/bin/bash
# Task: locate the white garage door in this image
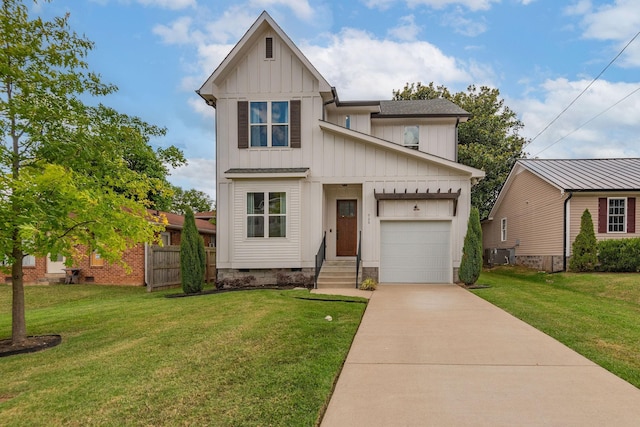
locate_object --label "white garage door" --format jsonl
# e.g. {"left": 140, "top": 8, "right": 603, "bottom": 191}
{"left": 380, "top": 221, "right": 451, "bottom": 283}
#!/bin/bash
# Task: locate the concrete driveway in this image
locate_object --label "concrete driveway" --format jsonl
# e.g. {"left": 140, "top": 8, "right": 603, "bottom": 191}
{"left": 318, "top": 284, "right": 640, "bottom": 426}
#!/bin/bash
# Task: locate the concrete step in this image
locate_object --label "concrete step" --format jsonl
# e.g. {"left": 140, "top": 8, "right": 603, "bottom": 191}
{"left": 317, "top": 259, "right": 362, "bottom": 289}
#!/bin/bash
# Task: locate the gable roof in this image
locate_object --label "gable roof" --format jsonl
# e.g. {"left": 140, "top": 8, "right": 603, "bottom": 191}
{"left": 487, "top": 158, "right": 640, "bottom": 220}
{"left": 518, "top": 158, "right": 640, "bottom": 191}
{"left": 373, "top": 99, "right": 470, "bottom": 118}
{"left": 197, "top": 11, "right": 331, "bottom": 105}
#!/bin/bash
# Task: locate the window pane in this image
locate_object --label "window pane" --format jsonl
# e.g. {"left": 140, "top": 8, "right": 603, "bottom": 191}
{"left": 23, "top": 255, "right": 35, "bottom": 267}
{"left": 271, "top": 101, "right": 288, "bottom": 124}
{"left": 269, "top": 192, "right": 286, "bottom": 214}
{"left": 269, "top": 216, "right": 286, "bottom": 237}
{"left": 247, "top": 216, "right": 264, "bottom": 238}
{"left": 404, "top": 126, "right": 419, "bottom": 147}
{"left": 339, "top": 200, "right": 356, "bottom": 217}
{"left": 247, "top": 193, "right": 264, "bottom": 214}
{"left": 272, "top": 125, "right": 288, "bottom": 146}
{"left": 250, "top": 125, "right": 267, "bottom": 147}
{"left": 250, "top": 102, "right": 267, "bottom": 124}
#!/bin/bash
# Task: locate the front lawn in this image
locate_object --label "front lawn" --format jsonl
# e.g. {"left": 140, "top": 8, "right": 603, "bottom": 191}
{"left": 472, "top": 267, "right": 640, "bottom": 388}
{"left": 0, "top": 285, "right": 366, "bottom": 426}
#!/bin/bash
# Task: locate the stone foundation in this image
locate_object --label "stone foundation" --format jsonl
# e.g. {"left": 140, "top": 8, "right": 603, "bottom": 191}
{"left": 361, "top": 267, "right": 378, "bottom": 283}
{"left": 217, "top": 268, "right": 315, "bottom": 288}
{"left": 515, "top": 255, "right": 565, "bottom": 273}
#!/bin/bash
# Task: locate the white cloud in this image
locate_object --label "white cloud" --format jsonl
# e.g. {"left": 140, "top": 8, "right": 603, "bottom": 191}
{"left": 153, "top": 17, "right": 201, "bottom": 45}
{"left": 444, "top": 6, "right": 487, "bottom": 36}
{"left": 387, "top": 15, "right": 421, "bottom": 41}
{"left": 514, "top": 78, "right": 640, "bottom": 159}
{"left": 301, "top": 28, "right": 473, "bottom": 99}
{"left": 579, "top": 0, "right": 640, "bottom": 41}
{"left": 169, "top": 158, "right": 217, "bottom": 201}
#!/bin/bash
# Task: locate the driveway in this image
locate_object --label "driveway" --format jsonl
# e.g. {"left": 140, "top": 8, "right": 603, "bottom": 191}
{"left": 318, "top": 284, "right": 640, "bottom": 426}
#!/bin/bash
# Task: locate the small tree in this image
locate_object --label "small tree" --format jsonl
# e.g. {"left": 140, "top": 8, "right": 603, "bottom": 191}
{"left": 459, "top": 207, "right": 483, "bottom": 286}
{"left": 570, "top": 209, "right": 597, "bottom": 272}
{"left": 180, "top": 208, "right": 205, "bottom": 294}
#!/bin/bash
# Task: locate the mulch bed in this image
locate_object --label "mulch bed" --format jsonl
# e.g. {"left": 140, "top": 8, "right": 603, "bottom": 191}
{"left": 0, "top": 335, "right": 62, "bottom": 358}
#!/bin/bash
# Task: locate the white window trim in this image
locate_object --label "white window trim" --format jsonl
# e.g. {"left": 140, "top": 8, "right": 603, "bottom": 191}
{"left": 249, "top": 101, "right": 290, "bottom": 148}
{"left": 160, "top": 231, "right": 171, "bottom": 246}
{"left": 246, "top": 191, "right": 287, "bottom": 239}
{"left": 607, "top": 197, "right": 627, "bottom": 233}
{"left": 501, "top": 218, "right": 507, "bottom": 242}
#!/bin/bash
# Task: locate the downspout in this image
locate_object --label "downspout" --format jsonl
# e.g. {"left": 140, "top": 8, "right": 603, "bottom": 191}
{"left": 563, "top": 191, "right": 573, "bottom": 272}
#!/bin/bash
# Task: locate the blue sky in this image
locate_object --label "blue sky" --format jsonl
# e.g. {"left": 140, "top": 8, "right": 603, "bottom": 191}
{"left": 34, "top": 0, "right": 640, "bottom": 201}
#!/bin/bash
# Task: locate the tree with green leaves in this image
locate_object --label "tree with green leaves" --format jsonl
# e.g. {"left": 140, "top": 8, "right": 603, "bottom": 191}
{"left": 459, "top": 207, "right": 483, "bottom": 286}
{"left": 393, "top": 82, "right": 527, "bottom": 218}
{"left": 180, "top": 208, "right": 205, "bottom": 294}
{"left": 0, "top": 0, "right": 174, "bottom": 345}
{"left": 569, "top": 209, "right": 598, "bottom": 272}
{"left": 168, "top": 186, "right": 214, "bottom": 215}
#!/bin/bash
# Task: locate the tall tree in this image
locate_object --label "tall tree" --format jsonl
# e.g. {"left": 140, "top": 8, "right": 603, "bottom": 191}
{"left": 393, "top": 82, "right": 527, "bottom": 218}
{"left": 0, "top": 0, "right": 170, "bottom": 345}
{"left": 180, "top": 208, "right": 205, "bottom": 294}
{"left": 168, "top": 186, "right": 214, "bottom": 215}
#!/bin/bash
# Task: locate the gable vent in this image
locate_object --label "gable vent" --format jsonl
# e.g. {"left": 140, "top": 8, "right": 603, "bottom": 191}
{"left": 265, "top": 37, "right": 273, "bottom": 59}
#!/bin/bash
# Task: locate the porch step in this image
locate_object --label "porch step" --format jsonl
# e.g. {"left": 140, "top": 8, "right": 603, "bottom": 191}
{"left": 316, "top": 260, "right": 362, "bottom": 289}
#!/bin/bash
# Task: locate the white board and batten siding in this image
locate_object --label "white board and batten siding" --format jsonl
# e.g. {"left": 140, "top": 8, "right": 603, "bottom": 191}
{"left": 371, "top": 121, "right": 457, "bottom": 162}
{"left": 230, "top": 180, "right": 302, "bottom": 269}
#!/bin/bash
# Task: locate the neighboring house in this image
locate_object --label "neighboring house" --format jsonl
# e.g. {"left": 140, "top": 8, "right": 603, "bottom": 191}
{"left": 196, "top": 11, "right": 484, "bottom": 286}
{"left": 18, "top": 210, "right": 216, "bottom": 285}
{"left": 482, "top": 158, "right": 640, "bottom": 272}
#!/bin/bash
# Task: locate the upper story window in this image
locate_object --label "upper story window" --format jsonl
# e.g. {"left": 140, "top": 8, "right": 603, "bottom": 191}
{"left": 247, "top": 192, "right": 287, "bottom": 238}
{"left": 345, "top": 115, "right": 351, "bottom": 129}
{"left": 608, "top": 198, "right": 626, "bottom": 233}
{"left": 501, "top": 218, "right": 507, "bottom": 242}
{"left": 250, "top": 101, "right": 289, "bottom": 147}
{"left": 404, "top": 126, "right": 419, "bottom": 150}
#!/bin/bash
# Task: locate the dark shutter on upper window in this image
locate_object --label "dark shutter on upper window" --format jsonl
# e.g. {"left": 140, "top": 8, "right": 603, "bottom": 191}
{"left": 238, "top": 101, "right": 248, "bottom": 149}
{"left": 265, "top": 37, "right": 273, "bottom": 59}
{"left": 290, "top": 99, "right": 301, "bottom": 148}
{"left": 598, "top": 197, "right": 607, "bottom": 233}
{"left": 628, "top": 197, "right": 636, "bottom": 233}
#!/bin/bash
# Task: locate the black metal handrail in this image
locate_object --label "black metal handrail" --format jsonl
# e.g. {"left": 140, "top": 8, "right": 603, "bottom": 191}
{"left": 314, "top": 232, "right": 326, "bottom": 289}
{"left": 355, "top": 230, "right": 362, "bottom": 288}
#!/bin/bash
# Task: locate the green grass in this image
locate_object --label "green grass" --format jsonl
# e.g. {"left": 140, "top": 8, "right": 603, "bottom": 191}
{"left": 0, "top": 284, "right": 366, "bottom": 426}
{"left": 472, "top": 267, "right": 640, "bottom": 388}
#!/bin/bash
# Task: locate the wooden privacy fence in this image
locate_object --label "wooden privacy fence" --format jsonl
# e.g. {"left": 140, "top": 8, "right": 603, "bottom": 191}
{"left": 146, "top": 245, "right": 216, "bottom": 292}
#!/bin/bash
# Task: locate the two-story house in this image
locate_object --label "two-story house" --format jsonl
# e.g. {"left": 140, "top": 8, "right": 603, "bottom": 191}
{"left": 197, "top": 11, "right": 484, "bottom": 286}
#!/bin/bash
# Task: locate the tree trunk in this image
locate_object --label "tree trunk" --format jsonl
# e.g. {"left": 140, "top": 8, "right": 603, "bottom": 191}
{"left": 11, "top": 238, "right": 26, "bottom": 345}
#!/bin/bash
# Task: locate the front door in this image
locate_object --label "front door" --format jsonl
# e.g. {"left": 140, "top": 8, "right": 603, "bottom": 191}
{"left": 336, "top": 200, "right": 357, "bottom": 256}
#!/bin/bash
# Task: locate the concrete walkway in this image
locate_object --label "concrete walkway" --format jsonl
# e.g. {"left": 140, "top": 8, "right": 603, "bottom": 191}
{"left": 318, "top": 284, "right": 640, "bottom": 426}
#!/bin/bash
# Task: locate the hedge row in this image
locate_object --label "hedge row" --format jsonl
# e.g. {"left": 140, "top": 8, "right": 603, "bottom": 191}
{"left": 597, "top": 238, "right": 640, "bottom": 272}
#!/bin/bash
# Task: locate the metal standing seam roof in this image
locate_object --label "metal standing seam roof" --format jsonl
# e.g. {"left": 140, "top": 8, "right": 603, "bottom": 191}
{"left": 373, "top": 99, "right": 470, "bottom": 117}
{"left": 519, "top": 158, "right": 640, "bottom": 191}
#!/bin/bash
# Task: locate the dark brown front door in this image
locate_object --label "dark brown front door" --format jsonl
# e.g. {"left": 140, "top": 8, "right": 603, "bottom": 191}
{"left": 337, "top": 200, "right": 357, "bottom": 256}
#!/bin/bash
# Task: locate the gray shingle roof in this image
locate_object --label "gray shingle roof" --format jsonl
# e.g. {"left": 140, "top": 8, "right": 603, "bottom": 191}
{"left": 374, "top": 99, "right": 470, "bottom": 117}
{"left": 519, "top": 158, "right": 640, "bottom": 191}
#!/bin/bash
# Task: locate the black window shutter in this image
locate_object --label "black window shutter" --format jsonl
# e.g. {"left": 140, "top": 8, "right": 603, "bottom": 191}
{"left": 598, "top": 198, "right": 607, "bottom": 234}
{"left": 265, "top": 37, "right": 273, "bottom": 59}
{"left": 290, "top": 100, "right": 301, "bottom": 148}
{"left": 238, "top": 101, "right": 248, "bottom": 149}
{"left": 628, "top": 198, "right": 636, "bottom": 233}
